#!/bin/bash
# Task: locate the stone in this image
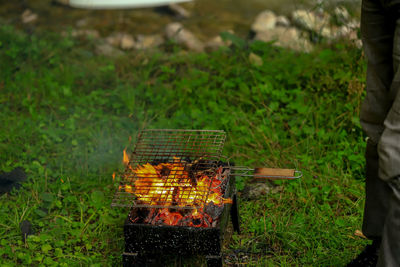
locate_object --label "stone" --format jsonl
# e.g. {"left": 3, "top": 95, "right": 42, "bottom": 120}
{"left": 106, "top": 33, "right": 122, "bottom": 47}
{"left": 348, "top": 20, "right": 360, "bottom": 30}
{"left": 276, "top": 15, "right": 290, "bottom": 27}
{"left": 333, "top": 6, "right": 350, "bottom": 25}
{"left": 165, "top": 22, "right": 204, "bottom": 52}
{"left": 21, "top": 9, "right": 38, "bottom": 24}
{"left": 204, "top": 33, "right": 232, "bottom": 52}
{"left": 292, "top": 9, "right": 331, "bottom": 38}
{"left": 241, "top": 182, "right": 283, "bottom": 200}
{"left": 335, "top": 25, "right": 362, "bottom": 48}
{"left": 120, "top": 34, "right": 136, "bottom": 50}
{"left": 76, "top": 18, "right": 89, "bottom": 28}
{"left": 134, "top": 34, "right": 164, "bottom": 49}
{"left": 168, "top": 3, "right": 191, "bottom": 19}
{"left": 96, "top": 42, "right": 124, "bottom": 57}
{"left": 249, "top": 52, "right": 263, "bottom": 66}
{"left": 254, "top": 26, "right": 313, "bottom": 52}
{"left": 70, "top": 29, "right": 100, "bottom": 39}
{"left": 106, "top": 32, "right": 136, "bottom": 50}
{"left": 251, "top": 10, "right": 277, "bottom": 33}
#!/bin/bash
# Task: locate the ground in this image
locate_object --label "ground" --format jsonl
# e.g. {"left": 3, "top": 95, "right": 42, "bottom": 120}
{"left": 0, "top": 5, "right": 368, "bottom": 266}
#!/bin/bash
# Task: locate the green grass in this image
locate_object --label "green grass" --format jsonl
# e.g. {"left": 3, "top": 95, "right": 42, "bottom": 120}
{"left": 0, "top": 24, "right": 368, "bottom": 266}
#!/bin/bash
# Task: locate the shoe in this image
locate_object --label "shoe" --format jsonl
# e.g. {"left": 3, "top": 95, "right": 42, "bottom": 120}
{"left": 347, "top": 240, "right": 380, "bottom": 267}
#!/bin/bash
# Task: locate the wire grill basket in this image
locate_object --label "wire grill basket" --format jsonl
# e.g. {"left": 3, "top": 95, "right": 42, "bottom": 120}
{"left": 111, "top": 129, "right": 227, "bottom": 209}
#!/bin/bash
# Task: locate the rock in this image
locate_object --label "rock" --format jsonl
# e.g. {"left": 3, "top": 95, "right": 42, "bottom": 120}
{"left": 134, "top": 34, "right": 164, "bottom": 49}
{"left": 335, "top": 25, "right": 362, "bottom": 48}
{"left": 241, "top": 182, "right": 281, "bottom": 200}
{"left": 76, "top": 18, "right": 89, "bottom": 28}
{"left": 106, "top": 33, "right": 121, "bottom": 47}
{"left": 204, "top": 33, "right": 232, "bottom": 52}
{"left": 336, "top": 25, "right": 352, "bottom": 38}
{"left": 249, "top": 52, "right": 263, "bottom": 66}
{"left": 348, "top": 20, "right": 360, "bottom": 30}
{"left": 106, "top": 32, "right": 136, "bottom": 50}
{"left": 254, "top": 26, "right": 313, "bottom": 52}
{"left": 292, "top": 9, "right": 331, "bottom": 38}
{"left": 121, "top": 34, "right": 136, "bottom": 50}
{"left": 70, "top": 29, "right": 100, "bottom": 39}
{"left": 165, "top": 22, "right": 204, "bottom": 52}
{"left": 168, "top": 3, "right": 191, "bottom": 19}
{"left": 276, "top": 15, "right": 290, "bottom": 27}
{"left": 333, "top": 6, "right": 350, "bottom": 25}
{"left": 21, "top": 9, "right": 38, "bottom": 24}
{"left": 96, "top": 42, "right": 124, "bottom": 57}
{"left": 251, "top": 10, "right": 277, "bottom": 33}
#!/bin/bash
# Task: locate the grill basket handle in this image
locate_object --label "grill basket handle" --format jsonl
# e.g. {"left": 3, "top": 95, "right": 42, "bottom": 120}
{"left": 254, "top": 168, "right": 297, "bottom": 179}
{"left": 230, "top": 166, "right": 302, "bottom": 180}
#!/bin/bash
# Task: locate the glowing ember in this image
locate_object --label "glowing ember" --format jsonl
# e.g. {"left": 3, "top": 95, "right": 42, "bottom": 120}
{"left": 120, "top": 151, "right": 232, "bottom": 227}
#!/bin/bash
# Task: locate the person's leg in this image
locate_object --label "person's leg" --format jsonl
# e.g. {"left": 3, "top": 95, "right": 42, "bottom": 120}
{"left": 360, "top": 0, "right": 395, "bottom": 239}
{"left": 376, "top": 12, "right": 400, "bottom": 266}
{"left": 377, "top": 178, "right": 400, "bottom": 266}
{"left": 348, "top": 1, "right": 396, "bottom": 265}
{"left": 362, "top": 139, "right": 392, "bottom": 239}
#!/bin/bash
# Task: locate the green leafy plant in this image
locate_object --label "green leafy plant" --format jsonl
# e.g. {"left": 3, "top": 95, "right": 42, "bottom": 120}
{"left": 0, "top": 24, "right": 367, "bottom": 266}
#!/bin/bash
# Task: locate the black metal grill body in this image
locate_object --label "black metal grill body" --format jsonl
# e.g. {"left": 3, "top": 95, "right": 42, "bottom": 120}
{"left": 123, "top": 174, "right": 239, "bottom": 267}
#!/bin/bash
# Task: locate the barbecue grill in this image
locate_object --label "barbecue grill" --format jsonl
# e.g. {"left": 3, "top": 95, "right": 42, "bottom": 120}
{"left": 112, "top": 129, "right": 301, "bottom": 266}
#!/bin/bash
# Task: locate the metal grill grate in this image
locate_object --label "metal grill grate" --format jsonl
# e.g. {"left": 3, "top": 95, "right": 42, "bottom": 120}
{"left": 112, "top": 129, "right": 227, "bottom": 208}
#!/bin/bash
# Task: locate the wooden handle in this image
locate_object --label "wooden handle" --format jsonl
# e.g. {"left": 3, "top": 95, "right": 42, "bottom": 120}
{"left": 254, "top": 168, "right": 295, "bottom": 179}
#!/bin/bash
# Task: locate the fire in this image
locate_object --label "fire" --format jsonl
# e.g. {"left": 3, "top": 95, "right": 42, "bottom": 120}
{"left": 120, "top": 150, "right": 231, "bottom": 227}
{"left": 123, "top": 148, "right": 130, "bottom": 165}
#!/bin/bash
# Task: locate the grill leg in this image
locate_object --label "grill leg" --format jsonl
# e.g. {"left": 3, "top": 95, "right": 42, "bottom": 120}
{"left": 123, "top": 252, "right": 158, "bottom": 267}
{"left": 206, "top": 255, "right": 222, "bottom": 267}
{"left": 230, "top": 193, "right": 240, "bottom": 234}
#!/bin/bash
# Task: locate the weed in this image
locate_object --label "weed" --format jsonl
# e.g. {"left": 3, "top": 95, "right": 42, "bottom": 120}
{"left": 0, "top": 24, "right": 367, "bottom": 266}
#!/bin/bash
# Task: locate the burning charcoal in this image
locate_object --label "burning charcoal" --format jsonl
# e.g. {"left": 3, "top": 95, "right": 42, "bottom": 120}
{"left": 129, "top": 216, "right": 139, "bottom": 223}
{"left": 172, "top": 187, "right": 179, "bottom": 206}
{"left": 179, "top": 216, "right": 192, "bottom": 226}
{"left": 130, "top": 207, "right": 150, "bottom": 223}
{"left": 188, "top": 172, "right": 197, "bottom": 187}
{"left": 151, "top": 159, "right": 165, "bottom": 165}
{"left": 160, "top": 165, "right": 171, "bottom": 177}
{"left": 204, "top": 202, "right": 224, "bottom": 220}
{"left": 144, "top": 209, "right": 158, "bottom": 224}
{"left": 192, "top": 218, "right": 202, "bottom": 226}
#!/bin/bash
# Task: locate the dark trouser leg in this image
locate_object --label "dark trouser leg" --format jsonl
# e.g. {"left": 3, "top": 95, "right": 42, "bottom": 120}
{"left": 362, "top": 140, "right": 392, "bottom": 239}
{"left": 376, "top": 11, "right": 400, "bottom": 267}
{"left": 360, "top": 0, "right": 394, "bottom": 238}
{"left": 361, "top": 0, "right": 400, "bottom": 265}
{"left": 378, "top": 178, "right": 400, "bottom": 266}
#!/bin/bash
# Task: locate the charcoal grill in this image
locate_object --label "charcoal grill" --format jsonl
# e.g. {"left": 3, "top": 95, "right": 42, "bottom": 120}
{"left": 112, "top": 129, "right": 301, "bottom": 267}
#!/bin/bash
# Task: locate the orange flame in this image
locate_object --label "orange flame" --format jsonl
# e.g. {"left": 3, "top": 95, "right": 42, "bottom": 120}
{"left": 121, "top": 157, "right": 231, "bottom": 227}
{"left": 123, "top": 149, "right": 130, "bottom": 166}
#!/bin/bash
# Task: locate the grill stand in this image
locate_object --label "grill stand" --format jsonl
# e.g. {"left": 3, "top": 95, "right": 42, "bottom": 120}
{"left": 122, "top": 192, "right": 239, "bottom": 267}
